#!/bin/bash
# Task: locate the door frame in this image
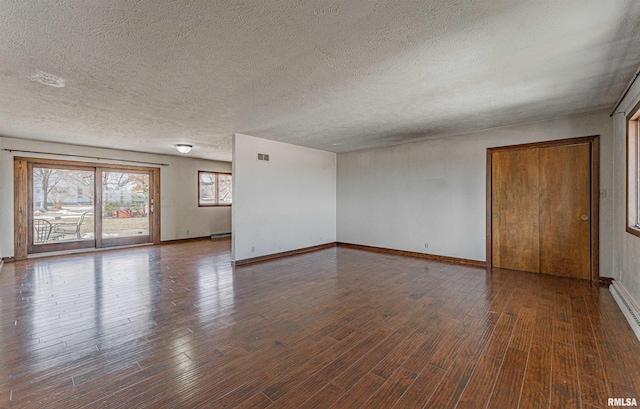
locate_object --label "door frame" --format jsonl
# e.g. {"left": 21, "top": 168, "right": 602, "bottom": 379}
{"left": 14, "top": 156, "right": 161, "bottom": 260}
{"left": 486, "top": 135, "right": 600, "bottom": 281}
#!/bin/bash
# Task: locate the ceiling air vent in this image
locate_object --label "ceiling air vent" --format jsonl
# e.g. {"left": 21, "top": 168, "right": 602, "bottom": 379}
{"left": 257, "top": 153, "right": 270, "bottom": 162}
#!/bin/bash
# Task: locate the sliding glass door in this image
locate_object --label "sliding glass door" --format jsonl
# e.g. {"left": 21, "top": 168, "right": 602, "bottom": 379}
{"left": 99, "top": 170, "right": 152, "bottom": 247}
{"left": 30, "top": 165, "right": 96, "bottom": 253}
{"left": 23, "top": 159, "right": 159, "bottom": 256}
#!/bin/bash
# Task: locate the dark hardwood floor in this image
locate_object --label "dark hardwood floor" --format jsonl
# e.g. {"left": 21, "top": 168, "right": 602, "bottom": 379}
{"left": 0, "top": 239, "right": 638, "bottom": 408}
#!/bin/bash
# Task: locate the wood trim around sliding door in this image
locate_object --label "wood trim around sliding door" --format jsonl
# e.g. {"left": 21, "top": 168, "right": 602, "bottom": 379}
{"left": 13, "top": 157, "right": 161, "bottom": 260}
{"left": 486, "top": 135, "right": 600, "bottom": 281}
{"left": 14, "top": 158, "right": 29, "bottom": 260}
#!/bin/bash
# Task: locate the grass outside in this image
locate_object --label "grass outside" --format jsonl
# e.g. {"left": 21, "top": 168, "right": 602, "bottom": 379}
{"left": 35, "top": 207, "right": 149, "bottom": 243}
{"left": 81, "top": 216, "right": 149, "bottom": 236}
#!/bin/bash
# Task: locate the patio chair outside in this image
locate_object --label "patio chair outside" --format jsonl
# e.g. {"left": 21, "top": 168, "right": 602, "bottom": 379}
{"left": 53, "top": 211, "right": 88, "bottom": 240}
{"left": 34, "top": 219, "right": 53, "bottom": 243}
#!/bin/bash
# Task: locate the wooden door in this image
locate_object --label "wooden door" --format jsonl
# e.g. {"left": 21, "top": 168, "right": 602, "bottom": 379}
{"left": 539, "top": 143, "right": 591, "bottom": 279}
{"left": 491, "top": 148, "right": 540, "bottom": 273}
{"left": 489, "top": 138, "right": 595, "bottom": 280}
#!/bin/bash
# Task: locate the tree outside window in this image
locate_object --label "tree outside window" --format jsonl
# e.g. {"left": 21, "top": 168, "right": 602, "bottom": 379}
{"left": 199, "top": 171, "right": 232, "bottom": 206}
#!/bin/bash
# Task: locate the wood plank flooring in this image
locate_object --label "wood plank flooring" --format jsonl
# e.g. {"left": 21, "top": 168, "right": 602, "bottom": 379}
{"left": 0, "top": 239, "right": 638, "bottom": 408}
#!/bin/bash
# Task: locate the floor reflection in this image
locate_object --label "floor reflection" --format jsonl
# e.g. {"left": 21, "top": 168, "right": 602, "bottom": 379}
{"left": 16, "top": 252, "right": 153, "bottom": 373}
{"left": 195, "top": 259, "right": 235, "bottom": 324}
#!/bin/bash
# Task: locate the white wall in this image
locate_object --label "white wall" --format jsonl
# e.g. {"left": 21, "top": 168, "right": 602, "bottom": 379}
{"left": 232, "top": 133, "right": 336, "bottom": 262}
{"left": 613, "top": 77, "right": 640, "bottom": 307}
{"left": 0, "top": 137, "right": 231, "bottom": 258}
{"left": 337, "top": 110, "right": 614, "bottom": 270}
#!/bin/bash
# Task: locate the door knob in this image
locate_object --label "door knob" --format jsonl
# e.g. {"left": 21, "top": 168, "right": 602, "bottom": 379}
{"left": 581, "top": 214, "right": 589, "bottom": 221}
{"left": 493, "top": 214, "right": 499, "bottom": 218}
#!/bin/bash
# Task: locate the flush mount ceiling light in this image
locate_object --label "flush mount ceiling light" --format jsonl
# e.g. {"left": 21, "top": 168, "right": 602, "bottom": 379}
{"left": 30, "top": 71, "right": 66, "bottom": 88}
{"left": 175, "top": 144, "right": 193, "bottom": 154}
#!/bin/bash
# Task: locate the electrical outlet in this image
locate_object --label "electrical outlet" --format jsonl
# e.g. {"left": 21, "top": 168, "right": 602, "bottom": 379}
{"left": 600, "top": 190, "right": 607, "bottom": 198}
{"left": 251, "top": 246, "right": 255, "bottom": 253}
{"left": 424, "top": 243, "right": 429, "bottom": 248}
{"left": 186, "top": 230, "right": 190, "bottom": 235}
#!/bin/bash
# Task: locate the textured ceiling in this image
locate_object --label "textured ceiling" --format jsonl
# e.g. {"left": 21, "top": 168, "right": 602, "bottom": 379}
{"left": 1, "top": 0, "right": 639, "bottom": 161}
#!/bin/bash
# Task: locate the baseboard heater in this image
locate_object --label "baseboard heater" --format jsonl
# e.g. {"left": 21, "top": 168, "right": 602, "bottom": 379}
{"left": 610, "top": 281, "right": 640, "bottom": 343}
{"left": 210, "top": 233, "right": 231, "bottom": 239}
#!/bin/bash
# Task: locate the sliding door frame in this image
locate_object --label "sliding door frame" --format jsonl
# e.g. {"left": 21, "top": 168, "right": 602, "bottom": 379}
{"left": 14, "top": 157, "right": 161, "bottom": 260}
{"left": 485, "top": 135, "right": 600, "bottom": 281}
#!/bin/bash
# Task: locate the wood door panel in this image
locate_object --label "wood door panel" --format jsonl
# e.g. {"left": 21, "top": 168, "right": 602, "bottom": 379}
{"left": 539, "top": 144, "right": 591, "bottom": 279}
{"left": 491, "top": 148, "right": 540, "bottom": 273}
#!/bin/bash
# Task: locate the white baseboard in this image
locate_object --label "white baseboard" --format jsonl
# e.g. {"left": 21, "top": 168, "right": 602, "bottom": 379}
{"left": 610, "top": 281, "right": 640, "bottom": 343}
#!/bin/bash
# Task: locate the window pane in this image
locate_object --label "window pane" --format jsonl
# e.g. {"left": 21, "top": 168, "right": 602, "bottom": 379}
{"left": 199, "top": 172, "right": 216, "bottom": 205}
{"left": 218, "top": 174, "right": 232, "bottom": 204}
{"left": 33, "top": 167, "right": 94, "bottom": 244}
{"left": 102, "top": 171, "right": 150, "bottom": 239}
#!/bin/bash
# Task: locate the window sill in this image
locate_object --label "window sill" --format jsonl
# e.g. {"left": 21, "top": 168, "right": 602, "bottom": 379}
{"left": 626, "top": 226, "right": 640, "bottom": 238}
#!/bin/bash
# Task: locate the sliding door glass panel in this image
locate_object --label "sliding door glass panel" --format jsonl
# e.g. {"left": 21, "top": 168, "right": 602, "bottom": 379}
{"left": 101, "top": 171, "right": 150, "bottom": 240}
{"left": 32, "top": 167, "right": 94, "bottom": 245}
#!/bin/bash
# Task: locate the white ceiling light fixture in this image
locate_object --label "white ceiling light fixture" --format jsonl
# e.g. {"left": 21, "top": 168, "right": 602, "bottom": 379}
{"left": 175, "top": 144, "right": 193, "bottom": 154}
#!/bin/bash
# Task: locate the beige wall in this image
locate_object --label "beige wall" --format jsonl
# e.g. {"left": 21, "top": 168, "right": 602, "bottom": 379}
{"left": 0, "top": 137, "right": 4, "bottom": 258}
{"left": 232, "top": 133, "right": 336, "bottom": 262}
{"left": 0, "top": 137, "right": 231, "bottom": 258}
{"left": 613, "top": 78, "right": 640, "bottom": 307}
{"left": 338, "top": 110, "right": 613, "bottom": 273}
